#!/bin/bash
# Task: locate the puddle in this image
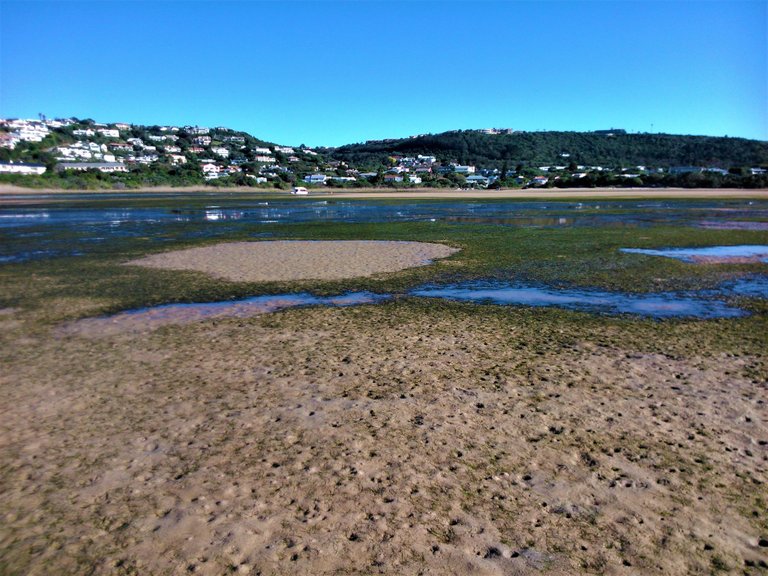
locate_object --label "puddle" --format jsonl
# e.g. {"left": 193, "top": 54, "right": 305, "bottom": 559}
{"left": 721, "top": 276, "right": 768, "bottom": 299}
{"left": 621, "top": 245, "right": 768, "bottom": 264}
{"left": 62, "top": 291, "right": 392, "bottom": 336}
{"left": 411, "top": 283, "right": 746, "bottom": 319}
{"left": 65, "top": 279, "right": 757, "bottom": 337}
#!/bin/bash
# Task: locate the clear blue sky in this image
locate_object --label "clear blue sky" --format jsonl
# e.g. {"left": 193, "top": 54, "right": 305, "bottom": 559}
{"left": 1, "top": 0, "right": 766, "bottom": 146}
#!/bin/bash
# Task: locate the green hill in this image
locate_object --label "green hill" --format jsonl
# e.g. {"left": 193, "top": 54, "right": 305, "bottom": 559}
{"left": 327, "top": 130, "right": 768, "bottom": 171}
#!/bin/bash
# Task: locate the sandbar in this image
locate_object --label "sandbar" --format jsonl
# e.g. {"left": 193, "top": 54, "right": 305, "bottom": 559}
{"left": 125, "top": 240, "right": 459, "bottom": 282}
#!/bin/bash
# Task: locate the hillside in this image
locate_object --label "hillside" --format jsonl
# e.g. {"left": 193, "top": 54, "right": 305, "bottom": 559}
{"left": 327, "top": 130, "right": 768, "bottom": 171}
{"left": 1, "top": 118, "right": 767, "bottom": 190}
{"left": 0, "top": 117, "right": 326, "bottom": 189}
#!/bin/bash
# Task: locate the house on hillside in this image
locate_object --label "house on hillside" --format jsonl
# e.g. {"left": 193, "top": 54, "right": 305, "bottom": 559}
{"left": 57, "top": 162, "right": 128, "bottom": 173}
{"left": 466, "top": 175, "right": 490, "bottom": 188}
{"left": 304, "top": 174, "right": 327, "bottom": 184}
{"left": 0, "top": 162, "right": 47, "bottom": 175}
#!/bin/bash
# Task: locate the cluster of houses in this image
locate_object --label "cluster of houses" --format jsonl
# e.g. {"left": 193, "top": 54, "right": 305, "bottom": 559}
{"left": 0, "top": 117, "right": 329, "bottom": 181}
{"left": 1, "top": 117, "right": 766, "bottom": 187}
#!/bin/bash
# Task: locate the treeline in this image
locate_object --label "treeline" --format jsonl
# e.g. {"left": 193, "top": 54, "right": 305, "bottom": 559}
{"left": 329, "top": 130, "right": 768, "bottom": 171}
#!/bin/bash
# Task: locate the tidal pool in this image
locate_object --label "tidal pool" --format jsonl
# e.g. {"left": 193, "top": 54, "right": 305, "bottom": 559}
{"left": 63, "top": 292, "right": 393, "bottom": 336}
{"left": 721, "top": 276, "right": 768, "bottom": 298}
{"left": 411, "top": 283, "right": 746, "bottom": 319}
{"left": 621, "top": 245, "right": 768, "bottom": 263}
{"left": 65, "top": 281, "right": 755, "bottom": 337}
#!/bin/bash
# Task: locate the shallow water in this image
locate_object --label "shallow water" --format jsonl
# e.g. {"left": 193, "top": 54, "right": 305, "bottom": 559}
{"left": 621, "top": 245, "right": 768, "bottom": 263}
{"left": 67, "top": 278, "right": 763, "bottom": 334}
{"left": 411, "top": 283, "right": 746, "bottom": 319}
{"left": 2, "top": 198, "right": 767, "bottom": 263}
{"left": 65, "top": 291, "right": 393, "bottom": 335}
{"left": 721, "top": 276, "right": 768, "bottom": 298}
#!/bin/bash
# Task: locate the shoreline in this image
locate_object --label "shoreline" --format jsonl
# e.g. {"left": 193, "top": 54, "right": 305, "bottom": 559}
{"left": 1, "top": 183, "right": 767, "bottom": 200}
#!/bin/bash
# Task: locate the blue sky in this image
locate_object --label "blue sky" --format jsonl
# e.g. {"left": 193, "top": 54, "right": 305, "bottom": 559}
{"left": 1, "top": 0, "right": 765, "bottom": 146}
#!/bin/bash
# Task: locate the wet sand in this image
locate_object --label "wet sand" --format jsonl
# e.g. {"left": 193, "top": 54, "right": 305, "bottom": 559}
{"left": 125, "top": 241, "right": 459, "bottom": 283}
{"left": 1, "top": 302, "right": 766, "bottom": 575}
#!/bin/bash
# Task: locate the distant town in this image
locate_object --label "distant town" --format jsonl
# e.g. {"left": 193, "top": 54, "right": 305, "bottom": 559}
{"left": 1, "top": 116, "right": 766, "bottom": 190}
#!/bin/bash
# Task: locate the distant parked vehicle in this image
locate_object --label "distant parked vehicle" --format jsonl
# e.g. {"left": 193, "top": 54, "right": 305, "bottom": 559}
{"left": 291, "top": 186, "right": 309, "bottom": 195}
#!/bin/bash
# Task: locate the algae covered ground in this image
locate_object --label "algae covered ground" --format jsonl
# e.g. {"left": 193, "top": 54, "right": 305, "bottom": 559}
{"left": 1, "top": 195, "right": 767, "bottom": 575}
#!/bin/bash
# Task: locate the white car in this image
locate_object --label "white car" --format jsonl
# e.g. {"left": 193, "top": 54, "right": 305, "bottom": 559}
{"left": 291, "top": 186, "right": 309, "bottom": 195}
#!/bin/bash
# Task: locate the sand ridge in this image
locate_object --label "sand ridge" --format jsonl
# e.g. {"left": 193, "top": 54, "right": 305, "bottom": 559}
{"left": 125, "top": 240, "right": 459, "bottom": 282}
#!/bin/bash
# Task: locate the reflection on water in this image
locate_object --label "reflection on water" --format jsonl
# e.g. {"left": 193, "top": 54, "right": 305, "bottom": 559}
{"left": 2, "top": 198, "right": 767, "bottom": 263}
{"left": 411, "top": 283, "right": 746, "bottom": 319}
{"left": 621, "top": 245, "right": 768, "bottom": 263}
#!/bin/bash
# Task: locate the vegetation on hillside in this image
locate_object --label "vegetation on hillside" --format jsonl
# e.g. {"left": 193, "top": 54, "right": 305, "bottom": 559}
{"left": 327, "top": 130, "right": 768, "bottom": 171}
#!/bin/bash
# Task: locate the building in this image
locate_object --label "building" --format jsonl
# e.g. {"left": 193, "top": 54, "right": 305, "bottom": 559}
{"left": 304, "top": 174, "right": 328, "bottom": 184}
{"left": 466, "top": 175, "right": 490, "bottom": 187}
{"left": 57, "top": 162, "right": 128, "bottom": 173}
{"left": 0, "top": 162, "right": 47, "bottom": 175}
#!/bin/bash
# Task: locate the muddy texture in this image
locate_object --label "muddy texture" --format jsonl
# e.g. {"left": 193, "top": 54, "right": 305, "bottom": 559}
{"left": 1, "top": 302, "right": 766, "bottom": 575}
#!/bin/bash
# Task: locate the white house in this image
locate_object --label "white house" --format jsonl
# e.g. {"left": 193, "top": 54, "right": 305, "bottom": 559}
{"left": 453, "top": 165, "right": 476, "bottom": 174}
{"left": 0, "top": 162, "right": 47, "bottom": 175}
{"left": 304, "top": 174, "right": 327, "bottom": 184}
{"left": 0, "top": 133, "right": 19, "bottom": 149}
{"left": 211, "top": 146, "right": 229, "bottom": 157}
{"left": 466, "top": 175, "right": 490, "bottom": 187}
{"left": 97, "top": 128, "right": 120, "bottom": 138}
{"left": 58, "top": 162, "right": 128, "bottom": 173}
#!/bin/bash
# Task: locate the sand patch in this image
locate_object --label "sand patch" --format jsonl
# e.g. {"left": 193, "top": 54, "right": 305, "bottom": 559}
{"left": 125, "top": 240, "right": 458, "bottom": 282}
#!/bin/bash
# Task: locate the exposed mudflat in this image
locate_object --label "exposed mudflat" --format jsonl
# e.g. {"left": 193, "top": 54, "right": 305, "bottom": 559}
{"left": 125, "top": 240, "right": 459, "bottom": 282}
{"left": 1, "top": 303, "right": 766, "bottom": 575}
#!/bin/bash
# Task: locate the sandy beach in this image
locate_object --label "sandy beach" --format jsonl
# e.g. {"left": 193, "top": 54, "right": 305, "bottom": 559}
{"left": 1, "top": 183, "right": 768, "bottom": 201}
